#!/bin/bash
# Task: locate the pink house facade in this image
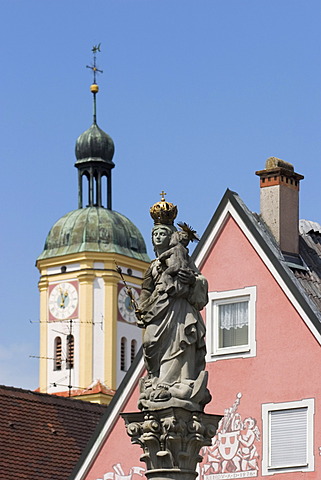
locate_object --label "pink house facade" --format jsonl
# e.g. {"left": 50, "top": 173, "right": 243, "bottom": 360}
{"left": 70, "top": 158, "right": 321, "bottom": 480}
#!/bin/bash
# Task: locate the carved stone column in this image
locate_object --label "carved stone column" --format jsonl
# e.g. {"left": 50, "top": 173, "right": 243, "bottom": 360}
{"left": 121, "top": 407, "right": 222, "bottom": 480}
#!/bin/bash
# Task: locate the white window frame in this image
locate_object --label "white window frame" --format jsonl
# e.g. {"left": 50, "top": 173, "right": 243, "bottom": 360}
{"left": 262, "top": 398, "right": 315, "bottom": 476}
{"left": 206, "top": 286, "right": 256, "bottom": 361}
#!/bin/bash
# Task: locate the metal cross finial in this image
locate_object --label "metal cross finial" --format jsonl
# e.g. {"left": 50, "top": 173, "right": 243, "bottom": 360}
{"left": 86, "top": 43, "right": 103, "bottom": 84}
{"left": 160, "top": 190, "right": 167, "bottom": 201}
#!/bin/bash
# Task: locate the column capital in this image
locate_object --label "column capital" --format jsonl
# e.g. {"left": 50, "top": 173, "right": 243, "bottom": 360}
{"left": 122, "top": 407, "right": 222, "bottom": 480}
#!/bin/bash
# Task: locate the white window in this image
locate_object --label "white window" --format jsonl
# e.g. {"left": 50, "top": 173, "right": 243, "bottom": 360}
{"left": 262, "top": 399, "right": 314, "bottom": 475}
{"left": 206, "top": 286, "right": 256, "bottom": 361}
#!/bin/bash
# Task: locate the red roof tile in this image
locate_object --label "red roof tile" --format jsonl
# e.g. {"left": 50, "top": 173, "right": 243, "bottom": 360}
{"left": 0, "top": 384, "right": 106, "bottom": 480}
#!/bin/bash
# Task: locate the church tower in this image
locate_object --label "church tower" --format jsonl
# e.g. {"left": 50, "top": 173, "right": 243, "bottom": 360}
{"left": 36, "top": 48, "right": 149, "bottom": 403}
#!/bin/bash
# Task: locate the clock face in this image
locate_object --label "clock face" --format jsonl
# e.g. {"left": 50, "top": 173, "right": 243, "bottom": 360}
{"left": 49, "top": 282, "right": 79, "bottom": 320}
{"left": 118, "top": 286, "right": 140, "bottom": 323}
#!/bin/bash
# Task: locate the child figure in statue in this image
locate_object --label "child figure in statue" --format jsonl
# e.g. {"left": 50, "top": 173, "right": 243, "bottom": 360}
{"left": 157, "top": 223, "right": 199, "bottom": 294}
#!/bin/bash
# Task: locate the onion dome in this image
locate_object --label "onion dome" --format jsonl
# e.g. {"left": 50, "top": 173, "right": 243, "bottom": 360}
{"left": 38, "top": 207, "right": 149, "bottom": 261}
{"left": 75, "top": 122, "right": 115, "bottom": 167}
{"left": 74, "top": 69, "right": 116, "bottom": 209}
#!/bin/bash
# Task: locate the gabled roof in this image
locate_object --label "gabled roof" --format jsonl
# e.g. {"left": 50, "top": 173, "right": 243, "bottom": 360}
{"left": 0, "top": 384, "right": 106, "bottom": 480}
{"left": 193, "top": 189, "right": 321, "bottom": 340}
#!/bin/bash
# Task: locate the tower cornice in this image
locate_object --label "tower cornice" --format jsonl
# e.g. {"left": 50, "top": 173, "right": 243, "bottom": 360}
{"left": 78, "top": 272, "right": 96, "bottom": 284}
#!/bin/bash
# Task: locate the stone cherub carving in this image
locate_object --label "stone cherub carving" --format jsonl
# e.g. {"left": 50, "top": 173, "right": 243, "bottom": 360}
{"left": 136, "top": 193, "right": 211, "bottom": 412}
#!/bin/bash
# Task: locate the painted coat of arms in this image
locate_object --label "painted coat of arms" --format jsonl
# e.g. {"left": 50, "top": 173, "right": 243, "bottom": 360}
{"left": 96, "top": 463, "right": 145, "bottom": 480}
{"left": 200, "top": 393, "right": 260, "bottom": 479}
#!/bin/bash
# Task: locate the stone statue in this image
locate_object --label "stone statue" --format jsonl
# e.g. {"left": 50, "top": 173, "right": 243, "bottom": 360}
{"left": 136, "top": 194, "right": 211, "bottom": 412}
{"left": 122, "top": 195, "right": 221, "bottom": 480}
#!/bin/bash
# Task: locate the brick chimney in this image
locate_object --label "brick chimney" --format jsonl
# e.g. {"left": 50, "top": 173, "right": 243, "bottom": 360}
{"left": 255, "top": 157, "right": 304, "bottom": 255}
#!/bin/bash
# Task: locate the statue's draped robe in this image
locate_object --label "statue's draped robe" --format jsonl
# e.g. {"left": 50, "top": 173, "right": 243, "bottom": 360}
{"left": 138, "top": 258, "right": 208, "bottom": 389}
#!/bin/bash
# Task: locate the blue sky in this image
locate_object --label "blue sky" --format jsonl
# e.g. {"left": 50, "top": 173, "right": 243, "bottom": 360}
{"left": 1, "top": 0, "right": 320, "bottom": 390}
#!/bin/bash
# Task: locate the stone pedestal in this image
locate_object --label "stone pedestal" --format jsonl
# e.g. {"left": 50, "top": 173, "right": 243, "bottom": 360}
{"left": 121, "top": 407, "right": 222, "bottom": 480}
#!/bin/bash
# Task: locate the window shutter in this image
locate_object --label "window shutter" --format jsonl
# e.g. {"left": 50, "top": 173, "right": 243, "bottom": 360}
{"left": 121, "top": 337, "right": 127, "bottom": 371}
{"left": 131, "top": 339, "right": 137, "bottom": 364}
{"left": 270, "top": 407, "right": 307, "bottom": 468}
{"left": 66, "top": 334, "right": 74, "bottom": 369}
{"left": 54, "top": 337, "right": 62, "bottom": 371}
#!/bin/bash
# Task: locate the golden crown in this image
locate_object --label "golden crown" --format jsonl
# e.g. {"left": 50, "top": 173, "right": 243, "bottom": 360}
{"left": 150, "top": 191, "right": 178, "bottom": 225}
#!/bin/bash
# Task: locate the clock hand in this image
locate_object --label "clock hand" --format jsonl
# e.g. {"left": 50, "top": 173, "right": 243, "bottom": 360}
{"left": 114, "top": 261, "right": 143, "bottom": 320}
{"left": 59, "top": 291, "right": 64, "bottom": 307}
{"left": 60, "top": 290, "right": 68, "bottom": 308}
{"left": 58, "top": 287, "right": 64, "bottom": 307}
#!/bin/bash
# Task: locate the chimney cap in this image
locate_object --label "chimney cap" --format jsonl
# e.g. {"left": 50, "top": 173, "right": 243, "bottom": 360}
{"left": 265, "top": 156, "right": 294, "bottom": 172}
{"left": 255, "top": 156, "right": 304, "bottom": 181}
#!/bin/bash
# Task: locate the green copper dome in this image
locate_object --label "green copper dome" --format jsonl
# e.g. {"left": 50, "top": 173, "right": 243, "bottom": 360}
{"left": 75, "top": 123, "right": 115, "bottom": 166}
{"left": 38, "top": 207, "right": 149, "bottom": 261}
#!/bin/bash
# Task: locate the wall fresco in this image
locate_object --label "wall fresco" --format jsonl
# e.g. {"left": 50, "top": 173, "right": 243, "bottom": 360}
{"left": 200, "top": 393, "right": 260, "bottom": 479}
{"left": 95, "top": 464, "right": 145, "bottom": 480}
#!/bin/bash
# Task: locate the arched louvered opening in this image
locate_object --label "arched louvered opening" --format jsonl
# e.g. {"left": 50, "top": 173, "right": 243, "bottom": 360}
{"left": 54, "top": 337, "right": 62, "bottom": 371}
{"left": 120, "top": 337, "right": 127, "bottom": 371}
{"left": 77, "top": 166, "right": 112, "bottom": 209}
{"left": 66, "top": 334, "right": 74, "bottom": 370}
{"left": 130, "top": 339, "right": 137, "bottom": 364}
{"left": 94, "top": 170, "right": 101, "bottom": 207}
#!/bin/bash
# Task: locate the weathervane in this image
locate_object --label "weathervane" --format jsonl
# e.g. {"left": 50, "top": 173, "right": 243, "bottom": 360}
{"left": 86, "top": 43, "right": 103, "bottom": 84}
{"left": 86, "top": 43, "right": 103, "bottom": 124}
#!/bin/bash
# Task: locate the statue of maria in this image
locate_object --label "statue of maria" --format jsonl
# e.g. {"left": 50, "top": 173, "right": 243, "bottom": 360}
{"left": 136, "top": 194, "right": 211, "bottom": 411}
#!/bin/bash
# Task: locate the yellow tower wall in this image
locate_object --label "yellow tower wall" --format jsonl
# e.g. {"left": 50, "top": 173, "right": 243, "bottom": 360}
{"left": 36, "top": 252, "right": 148, "bottom": 400}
